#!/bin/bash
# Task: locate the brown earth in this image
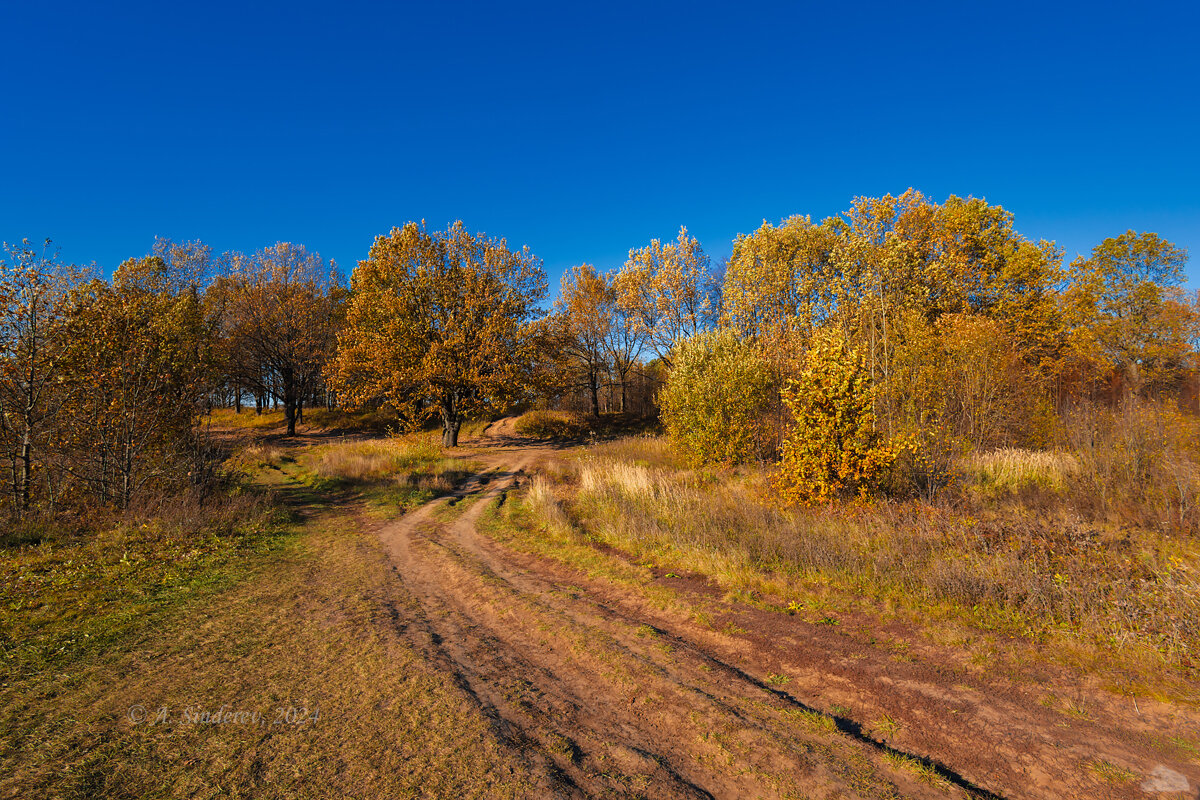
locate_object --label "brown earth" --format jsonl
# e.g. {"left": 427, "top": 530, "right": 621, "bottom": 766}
{"left": 365, "top": 418, "right": 1200, "bottom": 799}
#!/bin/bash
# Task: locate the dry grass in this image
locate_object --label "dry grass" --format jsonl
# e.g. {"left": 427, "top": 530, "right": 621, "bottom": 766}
{"left": 309, "top": 437, "right": 444, "bottom": 482}
{"left": 277, "top": 436, "right": 477, "bottom": 516}
{"left": 225, "top": 442, "right": 287, "bottom": 472}
{"left": 961, "top": 448, "right": 1079, "bottom": 493}
{"left": 587, "top": 434, "right": 683, "bottom": 470}
{"left": 519, "top": 437, "right": 1200, "bottom": 693}
{"left": 0, "top": 487, "right": 285, "bottom": 691}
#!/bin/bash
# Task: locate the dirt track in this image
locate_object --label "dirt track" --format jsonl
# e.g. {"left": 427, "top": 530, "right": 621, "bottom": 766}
{"left": 373, "top": 420, "right": 1200, "bottom": 799}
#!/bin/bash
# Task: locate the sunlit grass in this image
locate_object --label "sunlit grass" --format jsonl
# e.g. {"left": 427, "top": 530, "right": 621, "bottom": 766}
{"left": 961, "top": 447, "right": 1079, "bottom": 493}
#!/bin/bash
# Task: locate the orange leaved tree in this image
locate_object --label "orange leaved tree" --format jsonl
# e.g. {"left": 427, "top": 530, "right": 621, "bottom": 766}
{"left": 331, "top": 221, "right": 547, "bottom": 447}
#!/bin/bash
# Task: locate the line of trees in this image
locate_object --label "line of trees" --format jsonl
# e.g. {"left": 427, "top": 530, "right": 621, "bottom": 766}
{"left": 660, "top": 190, "right": 1197, "bottom": 502}
{"left": 3, "top": 191, "right": 1192, "bottom": 518}
{"left": 0, "top": 237, "right": 342, "bottom": 516}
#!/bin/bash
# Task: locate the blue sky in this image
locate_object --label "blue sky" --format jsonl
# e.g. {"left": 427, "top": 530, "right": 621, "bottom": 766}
{"left": 3, "top": 1, "right": 1197, "bottom": 297}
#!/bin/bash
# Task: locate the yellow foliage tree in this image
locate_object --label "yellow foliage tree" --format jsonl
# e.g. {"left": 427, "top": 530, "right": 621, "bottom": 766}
{"left": 723, "top": 215, "right": 841, "bottom": 338}
{"left": 554, "top": 264, "right": 613, "bottom": 417}
{"left": 614, "top": 226, "right": 716, "bottom": 366}
{"left": 1063, "top": 230, "right": 1194, "bottom": 396}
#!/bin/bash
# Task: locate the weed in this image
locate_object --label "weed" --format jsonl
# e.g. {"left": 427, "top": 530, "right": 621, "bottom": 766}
{"left": 785, "top": 708, "right": 837, "bottom": 735}
{"left": 882, "top": 751, "right": 951, "bottom": 788}
{"left": 1087, "top": 759, "right": 1136, "bottom": 785}
{"left": 873, "top": 714, "right": 900, "bottom": 739}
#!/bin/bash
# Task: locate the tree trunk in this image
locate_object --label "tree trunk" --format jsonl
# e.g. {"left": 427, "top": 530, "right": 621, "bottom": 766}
{"left": 441, "top": 395, "right": 461, "bottom": 447}
{"left": 283, "top": 369, "right": 298, "bottom": 436}
{"left": 442, "top": 419, "right": 461, "bottom": 447}
{"left": 19, "top": 433, "right": 31, "bottom": 515}
{"left": 234, "top": 388, "right": 242, "bottom": 414}
{"left": 589, "top": 371, "right": 600, "bottom": 418}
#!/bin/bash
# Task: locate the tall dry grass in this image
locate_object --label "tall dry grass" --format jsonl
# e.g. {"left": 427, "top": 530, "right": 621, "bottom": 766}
{"left": 960, "top": 448, "right": 1079, "bottom": 493}
{"left": 310, "top": 438, "right": 443, "bottom": 482}
{"left": 522, "top": 435, "right": 1200, "bottom": 671}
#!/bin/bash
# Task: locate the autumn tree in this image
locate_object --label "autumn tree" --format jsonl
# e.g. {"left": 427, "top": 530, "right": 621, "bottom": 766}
{"left": 723, "top": 215, "right": 841, "bottom": 338}
{"left": 602, "top": 282, "right": 647, "bottom": 413}
{"left": 150, "top": 236, "right": 215, "bottom": 292}
{"left": 554, "top": 264, "right": 612, "bottom": 417}
{"left": 615, "top": 226, "right": 717, "bottom": 366}
{"left": 58, "top": 255, "right": 213, "bottom": 507}
{"left": 722, "top": 191, "right": 1067, "bottom": 445}
{"left": 0, "top": 240, "right": 83, "bottom": 515}
{"left": 1063, "top": 231, "right": 1193, "bottom": 395}
{"left": 331, "top": 221, "right": 547, "bottom": 447}
{"left": 222, "top": 243, "right": 340, "bottom": 435}
{"left": 828, "top": 191, "right": 1063, "bottom": 395}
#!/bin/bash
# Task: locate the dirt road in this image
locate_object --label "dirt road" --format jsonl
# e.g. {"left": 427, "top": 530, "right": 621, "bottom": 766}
{"left": 373, "top": 420, "right": 1199, "bottom": 799}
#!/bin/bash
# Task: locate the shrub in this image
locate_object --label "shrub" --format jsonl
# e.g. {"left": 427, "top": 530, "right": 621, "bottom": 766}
{"left": 1064, "top": 400, "right": 1200, "bottom": 533}
{"left": 774, "top": 329, "right": 894, "bottom": 503}
{"left": 658, "top": 330, "right": 774, "bottom": 466}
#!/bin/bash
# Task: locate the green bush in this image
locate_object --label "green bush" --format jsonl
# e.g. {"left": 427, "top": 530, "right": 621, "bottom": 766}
{"left": 658, "top": 330, "right": 773, "bottom": 466}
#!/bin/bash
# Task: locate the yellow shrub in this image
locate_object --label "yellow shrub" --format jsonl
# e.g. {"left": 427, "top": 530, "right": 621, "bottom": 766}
{"left": 774, "top": 329, "right": 894, "bottom": 503}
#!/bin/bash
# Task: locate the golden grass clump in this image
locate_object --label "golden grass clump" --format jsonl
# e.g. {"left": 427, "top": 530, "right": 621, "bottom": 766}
{"left": 962, "top": 448, "right": 1079, "bottom": 493}
{"left": 311, "top": 437, "right": 443, "bottom": 482}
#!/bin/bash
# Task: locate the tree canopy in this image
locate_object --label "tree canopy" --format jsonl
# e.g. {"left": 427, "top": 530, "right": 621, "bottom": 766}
{"left": 331, "top": 221, "right": 547, "bottom": 446}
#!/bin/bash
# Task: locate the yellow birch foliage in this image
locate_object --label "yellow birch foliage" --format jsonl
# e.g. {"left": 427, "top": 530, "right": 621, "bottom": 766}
{"left": 614, "top": 226, "right": 715, "bottom": 365}
{"left": 553, "top": 264, "right": 613, "bottom": 417}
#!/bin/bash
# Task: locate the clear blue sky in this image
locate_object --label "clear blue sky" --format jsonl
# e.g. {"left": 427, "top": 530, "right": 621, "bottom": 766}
{"left": 3, "top": 1, "right": 1198, "bottom": 297}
